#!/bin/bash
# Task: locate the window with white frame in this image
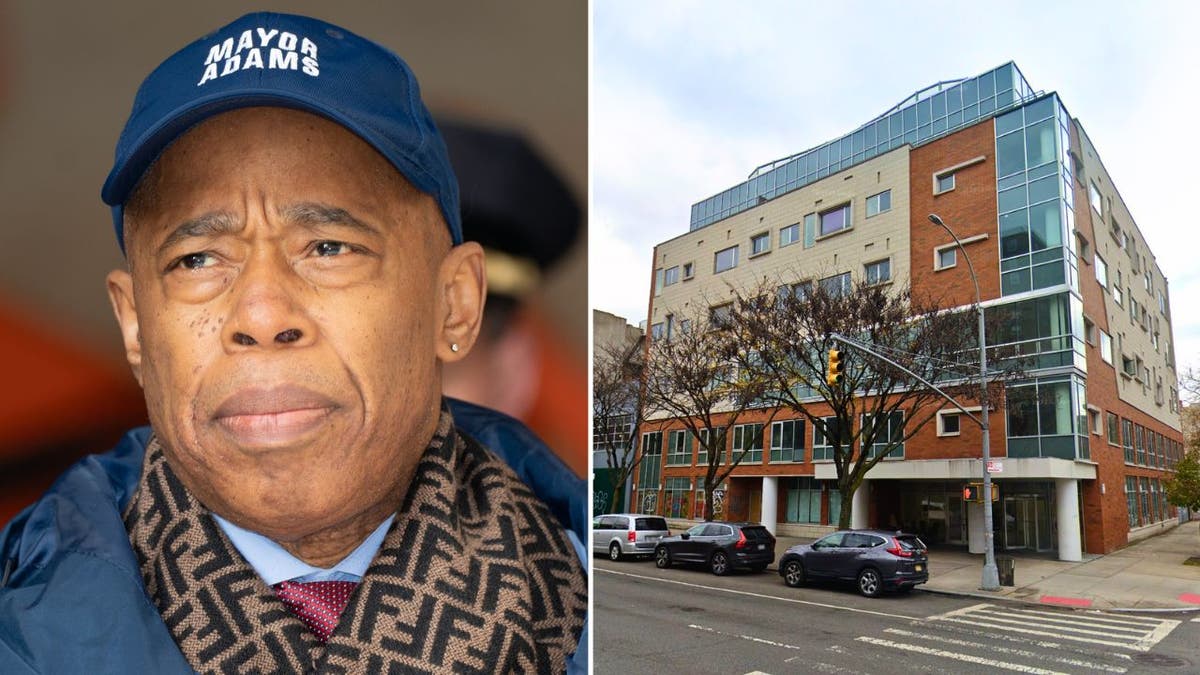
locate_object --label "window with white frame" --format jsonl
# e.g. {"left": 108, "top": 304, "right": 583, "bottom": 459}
{"left": 1106, "top": 412, "right": 1119, "bottom": 446}
{"left": 818, "top": 203, "right": 851, "bottom": 236}
{"left": 665, "top": 429, "right": 691, "bottom": 466}
{"left": 714, "top": 246, "right": 739, "bottom": 273}
{"left": 1088, "top": 407, "right": 1102, "bottom": 435}
{"left": 1095, "top": 254, "right": 1108, "bottom": 288}
{"left": 751, "top": 232, "right": 771, "bottom": 256}
{"left": 935, "top": 245, "right": 956, "bottom": 270}
{"left": 862, "top": 411, "right": 904, "bottom": 459}
{"left": 935, "top": 172, "right": 955, "bottom": 194}
{"left": 654, "top": 269, "right": 664, "bottom": 296}
{"left": 709, "top": 303, "right": 733, "bottom": 330}
{"left": 812, "top": 416, "right": 844, "bottom": 461}
{"left": 650, "top": 322, "right": 664, "bottom": 340}
{"left": 866, "top": 189, "right": 891, "bottom": 217}
{"left": 1089, "top": 181, "right": 1103, "bottom": 215}
{"left": 682, "top": 261, "right": 695, "bottom": 280}
{"left": 664, "top": 266, "right": 680, "bottom": 286}
{"left": 769, "top": 419, "right": 804, "bottom": 463}
{"left": 865, "top": 259, "right": 891, "bottom": 285}
{"left": 1083, "top": 317, "right": 1096, "bottom": 345}
{"left": 732, "top": 423, "right": 764, "bottom": 464}
{"left": 819, "top": 272, "right": 852, "bottom": 297}
{"left": 1099, "top": 330, "right": 1113, "bottom": 365}
{"left": 780, "top": 223, "right": 800, "bottom": 247}
{"left": 937, "top": 410, "right": 962, "bottom": 436}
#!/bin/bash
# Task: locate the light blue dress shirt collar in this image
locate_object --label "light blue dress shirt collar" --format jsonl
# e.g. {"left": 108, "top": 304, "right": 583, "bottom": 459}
{"left": 212, "top": 513, "right": 395, "bottom": 586}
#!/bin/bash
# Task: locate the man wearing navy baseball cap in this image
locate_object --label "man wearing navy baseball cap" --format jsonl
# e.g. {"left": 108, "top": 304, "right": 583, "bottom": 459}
{"left": 0, "top": 12, "right": 587, "bottom": 674}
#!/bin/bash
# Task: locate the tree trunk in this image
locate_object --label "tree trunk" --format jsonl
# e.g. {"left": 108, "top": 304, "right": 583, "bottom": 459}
{"left": 837, "top": 484, "right": 854, "bottom": 530}
{"left": 704, "top": 486, "right": 715, "bottom": 522}
{"left": 609, "top": 481, "right": 623, "bottom": 514}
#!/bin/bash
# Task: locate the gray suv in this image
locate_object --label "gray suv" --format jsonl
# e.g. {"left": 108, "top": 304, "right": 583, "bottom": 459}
{"left": 777, "top": 529, "right": 928, "bottom": 597}
{"left": 592, "top": 514, "right": 671, "bottom": 561}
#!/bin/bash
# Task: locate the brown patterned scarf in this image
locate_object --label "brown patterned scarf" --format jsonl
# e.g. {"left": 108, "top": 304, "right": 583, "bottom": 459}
{"left": 124, "top": 410, "right": 587, "bottom": 674}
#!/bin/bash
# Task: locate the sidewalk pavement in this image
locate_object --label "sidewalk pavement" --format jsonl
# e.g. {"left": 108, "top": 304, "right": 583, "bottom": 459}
{"left": 770, "top": 522, "right": 1200, "bottom": 611}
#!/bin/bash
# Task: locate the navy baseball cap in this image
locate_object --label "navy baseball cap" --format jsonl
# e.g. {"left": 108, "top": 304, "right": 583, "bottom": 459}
{"left": 101, "top": 12, "right": 462, "bottom": 250}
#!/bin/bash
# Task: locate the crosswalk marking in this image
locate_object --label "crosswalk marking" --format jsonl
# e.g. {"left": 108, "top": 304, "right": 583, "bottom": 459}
{"left": 855, "top": 636, "right": 1068, "bottom": 674}
{"left": 882, "top": 628, "right": 1126, "bottom": 673}
{"left": 925, "top": 603, "right": 1179, "bottom": 652}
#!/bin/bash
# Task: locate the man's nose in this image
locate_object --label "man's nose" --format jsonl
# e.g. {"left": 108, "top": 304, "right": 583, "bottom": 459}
{"left": 223, "top": 251, "right": 316, "bottom": 351}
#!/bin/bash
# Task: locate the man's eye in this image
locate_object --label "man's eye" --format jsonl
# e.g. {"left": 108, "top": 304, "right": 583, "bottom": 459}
{"left": 313, "top": 241, "right": 353, "bottom": 257}
{"left": 171, "top": 252, "right": 217, "bottom": 271}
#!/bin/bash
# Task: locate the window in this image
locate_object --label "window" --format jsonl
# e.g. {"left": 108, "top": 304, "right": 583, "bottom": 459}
{"left": 662, "top": 477, "right": 692, "bottom": 518}
{"left": 682, "top": 262, "right": 695, "bottom": 280}
{"left": 1122, "top": 418, "right": 1134, "bottom": 464}
{"left": 780, "top": 223, "right": 800, "bottom": 247}
{"left": 1113, "top": 278, "right": 1123, "bottom": 306}
{"left": 679, "top": 318, "right": 692, "bottom": 334}
{"left": 1095, "top": 255, "right": 1108, "bottom": 288}
{"left": 1082, "top": 317, "right": 1096, "bottom": 345}
{"left": 650, "top": 322, "right": 664, "bottom": 340}
{"left": 936, "top": 246, "right": 956, "bottom": 270}
{"left": 732, "top": 423, "right": 764, "bottom": 464}
{"left": 714, "top": 245, "right": 738, "bottom": 273}
{"left": 864, "top": 259, "right": 891, "bottom": 285}
{"left": 1088, "top": 408, "right": 1102, "bottom": 435}
{"left": 938, "top": 410, "right": 961, "bottom": 436}
{"left": 709, "top": 303, "right": 732, "bottom": 329}
{"left": 665, "top": 314, "right": 675, "bottom": 340}
{"left": 935, "top": 172, "right": 955, "bottom": 194}
{"left": 813, "top": 416, "right": 844, "bottom": 461}
{"left": 695, "top": 428, "right": 719, "bottom": 465}
{"left": 785, "top": 477, "right": 823, "bottom": 524}
{"left": 666, "top": 430, "right": 691, "bottom": 466}
{"left": 769, "top": 419, "right": 805, "bottom": 463}
{"left": 862, "top": 411, "right": 904, "bottom": 459}
{"left": 664, "top": 266, "right": 680, "bottom": 286}
{"left": 1125, "top": 477, "right": 1138, "bottom": 528}
{"left": 1121, "top": 355, "right": 1136, "bottom": 378}
{"left": 654, "top": 268, "right": 664, "bottom": 296}
{"left": 637, "top": 431, "right": 663, "bottom": 514}
{"left": 777, "top": 280, "right": 812, "bottom": 307}
{"left": 866, "top": 189, "right": 891, "bottom": 217}
{"left": 818, "top": 203, "right": 851, "bottom": 236}
{"left": 1106, "top": 412, "right": 1119, "bottom": 445}
{"left": 819, "top": 272, "right": 852, "bottom": 297}
{"left": 751, "top": 232, "right": 771, "bottom": 256}
{"left": 1089, "top": 181, "right": 1103, "bottom": 215}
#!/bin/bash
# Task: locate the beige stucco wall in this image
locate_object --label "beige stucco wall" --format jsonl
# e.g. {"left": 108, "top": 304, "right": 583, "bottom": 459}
{"left": 1076, "top": 123, "right": 1181, "bottom": 430}
{"left": 648, "top": 147, "right": 911, "bottom": 327}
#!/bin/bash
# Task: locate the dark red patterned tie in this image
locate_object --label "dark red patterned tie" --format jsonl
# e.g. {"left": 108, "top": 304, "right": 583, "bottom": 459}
{"left": 273, "top": 580, "right": 359, "bottom": 642}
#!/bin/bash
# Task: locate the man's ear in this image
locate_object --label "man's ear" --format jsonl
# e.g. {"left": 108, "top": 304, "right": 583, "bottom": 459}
{"left": 106, "top": 268, "right": 144, "bottom": 386}
{"left": 435, "top": 242, "right": 486, "bottom": 363}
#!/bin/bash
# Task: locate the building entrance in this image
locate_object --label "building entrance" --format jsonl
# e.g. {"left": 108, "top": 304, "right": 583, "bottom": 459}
{"left": 1002, "top": 493, "right": 1053, "bottom": 552}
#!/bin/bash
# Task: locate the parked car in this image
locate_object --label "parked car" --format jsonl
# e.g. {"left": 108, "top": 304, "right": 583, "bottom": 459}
{"left": 592, "top": 513, "right": 672, "bottom": 561}
{"left": 654, "top": 522, "right": 775, "bottom": 575}
{"left": 777, "top": 529, "right": 928, "bottom": 597}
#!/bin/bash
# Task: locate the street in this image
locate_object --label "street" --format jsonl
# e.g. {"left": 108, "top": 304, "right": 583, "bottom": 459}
{"left": 594, "top": 556, "right": 1199, "bottom": 674}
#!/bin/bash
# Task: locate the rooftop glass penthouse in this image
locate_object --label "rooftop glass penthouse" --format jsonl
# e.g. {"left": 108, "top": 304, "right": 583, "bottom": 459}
{"left": 689, "top": 62, "right": 1037, "bottom": 231}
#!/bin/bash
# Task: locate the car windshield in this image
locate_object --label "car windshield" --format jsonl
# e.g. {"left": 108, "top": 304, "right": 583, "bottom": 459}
{"left": 636, "top": 517, "right": 669, "bottom": 531}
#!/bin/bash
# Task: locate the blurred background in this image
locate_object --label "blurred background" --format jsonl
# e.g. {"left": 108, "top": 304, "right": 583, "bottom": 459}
{"left": 0, "top": 1, "right": 587, "bottom": 523}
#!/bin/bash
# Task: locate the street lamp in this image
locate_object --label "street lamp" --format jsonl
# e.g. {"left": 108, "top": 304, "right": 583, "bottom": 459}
{"left": 928, "top": 213, "right": 1000, "bottom": 591}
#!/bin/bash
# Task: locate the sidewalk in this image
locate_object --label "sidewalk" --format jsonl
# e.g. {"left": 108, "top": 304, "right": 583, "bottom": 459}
{"left": 771, "top": 522, "right": 1200, "bottom": 611}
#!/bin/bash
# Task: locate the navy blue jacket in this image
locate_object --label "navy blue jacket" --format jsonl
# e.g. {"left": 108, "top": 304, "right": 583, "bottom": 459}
{"left": 0, "top": 399, "right": 588, "bottom": 673}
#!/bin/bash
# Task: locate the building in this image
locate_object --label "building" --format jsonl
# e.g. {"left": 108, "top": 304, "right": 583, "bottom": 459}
{"left": 635, "top": 62, "right": 1185, "bottom": 560}
{"left": 593, "top": 309, "right": 644, "bottom": 514}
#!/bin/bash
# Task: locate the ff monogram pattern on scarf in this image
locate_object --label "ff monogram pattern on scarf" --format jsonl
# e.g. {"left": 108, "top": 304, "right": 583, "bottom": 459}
{"left": 124, "top": 410, "right": 587, "bottom": 674}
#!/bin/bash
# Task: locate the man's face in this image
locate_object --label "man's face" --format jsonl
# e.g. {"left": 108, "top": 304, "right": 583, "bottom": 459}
{"left": 107, "top": 108, "right": 483, "bottom": 550}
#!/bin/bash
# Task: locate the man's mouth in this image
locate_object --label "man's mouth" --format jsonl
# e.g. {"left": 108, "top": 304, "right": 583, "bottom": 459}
{"left": 213, "top": 385, "right": 339, "bottom": 446}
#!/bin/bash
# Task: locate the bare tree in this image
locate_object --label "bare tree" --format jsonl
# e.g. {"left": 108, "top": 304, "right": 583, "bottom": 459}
{"left": 593, "top": 338, "right": 647, "bottom": 513}
{"left": 728, "top": 276, "right": 1024, "bottom": 529}
{"left": 641, "top": 306, "right": 776, "bottom": 521}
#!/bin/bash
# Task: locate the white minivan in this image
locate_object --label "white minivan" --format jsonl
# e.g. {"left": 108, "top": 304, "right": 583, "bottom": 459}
{"left": 592, "top": 513, "right": 671, "bottom": 561}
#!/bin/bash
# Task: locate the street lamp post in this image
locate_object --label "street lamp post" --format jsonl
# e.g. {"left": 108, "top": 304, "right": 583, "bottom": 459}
{"left": 929, "top": 213, "right": 1000, "bottom": 591}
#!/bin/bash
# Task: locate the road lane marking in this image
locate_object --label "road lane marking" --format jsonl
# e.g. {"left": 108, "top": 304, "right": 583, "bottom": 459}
{"left": 1136, "top": 619, "right": 1182, "bottom": 652}
{"left": 598, "top": 567, "right": 921, "bottom": 621}
{"left": 855, "top": 636, "right": 1068, "bottom": 674}
{"left": 882, "top": 628, "right": 1126, "bottom": 673}
{"left": 688, "top": 624, "right": 803, "bottom": 651}
{"left": 972, "top": 609, "right": 1146, "bottom": 635}
{"left": 1019, "top": 609, "right": 1164, "bottom": 628}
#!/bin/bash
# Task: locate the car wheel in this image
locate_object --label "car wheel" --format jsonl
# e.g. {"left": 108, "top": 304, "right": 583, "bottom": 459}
{"left": 857, "top": 567, "right": 882, "bottom": 598}
{"left": 655, "top": 546, "right": 671, "bottom": 568}
{"left": 710, "top": 550, "right": 730, "bottom": 576}
{"left": 608, "top": 542, "right": 622, "bottom": 562}
{"left": 782, "top": 560, "right": 806, "bottom": 588}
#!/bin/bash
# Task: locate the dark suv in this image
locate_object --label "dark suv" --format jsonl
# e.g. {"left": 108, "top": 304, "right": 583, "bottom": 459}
{"left": 654, "top": 522, "right": 775, "bottom": 575}
{"left": 777, "top": 529, "right": 928, "bottom": 597}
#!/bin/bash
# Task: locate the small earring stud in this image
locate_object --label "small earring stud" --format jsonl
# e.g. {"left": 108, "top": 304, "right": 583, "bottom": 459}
{"left": 450, "top": 343, "right": 460, "bottom": 353}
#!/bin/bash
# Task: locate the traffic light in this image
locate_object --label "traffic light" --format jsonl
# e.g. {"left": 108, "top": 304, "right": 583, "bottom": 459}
{"left": 826, "top": 348, "right": 845, "bottom": 386}
{"left": 962, "top": 483, "right": 999, "bottom": 503}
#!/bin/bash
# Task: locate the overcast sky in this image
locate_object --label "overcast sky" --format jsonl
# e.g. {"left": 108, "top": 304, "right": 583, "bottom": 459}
{"left": 592, "top": 0, "right": 1200, "bottom": 380}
